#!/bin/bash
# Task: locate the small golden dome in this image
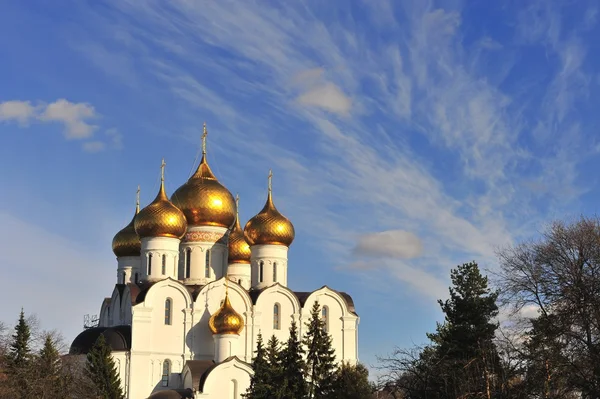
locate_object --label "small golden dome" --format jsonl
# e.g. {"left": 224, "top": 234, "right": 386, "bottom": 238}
{"left": 228, "top": 195, "right": 251, "bottom": 264}
{"left": 135, "top": 161, "right": 188, "bottom": 239}
{"left": 244, "top": 170, "right": 295, "bottom": 247}
{"left": 112, "top": 194, "right": 141, "bottom": 257}
{"left": 171, "top": 124, "right": 236, "bottom": 228}
{"left": 209, "top": 290, "right": 244, "bottom": 335}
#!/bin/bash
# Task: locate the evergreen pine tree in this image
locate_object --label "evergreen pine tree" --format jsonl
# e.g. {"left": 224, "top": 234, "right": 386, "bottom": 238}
{"left": 279, "top": 320, "right": 307, "bottom": 399}
{"left": 426, "top": 261, "right": 503, "bottom": 398}
{"left": 244, "top": 333, "right": 272, "bottom": 399}
{"left": 34, "top": 334, "right": 68, "bottom": 398}
{"left": 265, "top": 335, "right": 284, "bottom": 398}
{"left": 6, "top": 309, "right": 32, "bottom": 399}
{"left": 85, "top": 334, "right": 123, "bottom": 399}
{"left": 39, "top": 335, "right": 61, "bottom": 378}
{"left": 7, "top": 309, "right": 31, "bottom": 369}
{"left": 303, "top": 301, "right": 337, "bottom": 399}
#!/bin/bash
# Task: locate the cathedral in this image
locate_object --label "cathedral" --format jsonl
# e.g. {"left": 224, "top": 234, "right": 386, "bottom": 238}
{"left": 69, "top": 125, "right": 360, "bottom": 399}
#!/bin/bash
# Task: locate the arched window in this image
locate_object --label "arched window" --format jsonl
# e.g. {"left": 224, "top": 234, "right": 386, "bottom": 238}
{"left": 238, "top": 279, "right": 242, "bottom": 285}
{"left": 161, "top": 360, "right": 170, "bottom": 387}
{"left": 273, "top": 262, "right": 277, "bottom": 282}
{"left": 259, "top": 261, "right": 264, "bottom": 283}
{"left": 161, "top": 254, "right": 166, "bottom": 275}
{"left": 185, "top": 248, "right": 191, "bottom": 278}
{"left": 230, "top": 379, "right": 238, "bottom": 399}
{"left": 205, "top": 250, "right": 211, "bottom": 278}
{"left": 134, "top": 272, "right": 139, "bottom": 283}
{"left": 164, "top": 298, "right": 172, "bottom": 325}
{"left": 273, "top": 303, "right": 281, "bottom": 330}
{"left": 122, "top": 272, "right": 126, "bottom": 284}
{"left": 147, "top": 253, "right": 153, "bottom": 275}
{"left": 321, "top": 306, "right": 329, "bottom": 333}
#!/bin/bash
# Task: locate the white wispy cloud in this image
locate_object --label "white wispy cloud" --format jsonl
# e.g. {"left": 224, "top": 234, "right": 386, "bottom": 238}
{"left": 71, "top": 1, "right": 595, "bottom": 300}
{"left": 354, "top": 230, "right": 423, "bottom": 259}
{"left": 0, "top": 98, "right": 121, "bottom": 151}
{"left": 39, "top": 99, "right": 98, "bottom": 139}
{"left": 0, "top": 100, "right": 37, "bottom": 125}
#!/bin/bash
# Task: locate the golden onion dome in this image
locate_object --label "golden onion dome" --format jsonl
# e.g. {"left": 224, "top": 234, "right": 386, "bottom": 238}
{"left": 244, "top": 170, "right": 295, "bottom": 247}
{"left": 208, "top": 289, "right": 244, "bottom": 335}
{"left": 134, "top": 161, "right": 188, "bottom": 239}
{"left": 228, "top": 195, "right": 251, "bottom": 264}
{"left": 171, "top": 124, "right": 236, "bottom": 228}
{"left": 112, "top": 189, "right": 141, "bottom": 257}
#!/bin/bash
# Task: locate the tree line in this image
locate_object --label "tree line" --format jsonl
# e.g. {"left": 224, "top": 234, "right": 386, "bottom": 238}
{"left": 4, "top": 215, "right": 599, "bottom": 398}
{"left": 376, "top": 216, "right": 600, "bottom": 398}
{"left": 0, "top": 310, "right": 123, "bottom": 399}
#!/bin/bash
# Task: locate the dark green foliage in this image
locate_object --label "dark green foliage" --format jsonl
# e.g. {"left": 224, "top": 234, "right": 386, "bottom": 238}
{"left": 245, "top": 333, "right": 272, "bottom": 399}
{"left": 5, "top": 309, "right": 32, "bottom": 399}
{"left": 34, "top": 334, "right": 67, "bottom": 398}
{"left": 426, "top": 261, "right": 503, "bottom": 397}
{"left": 265, "top": 335, "right": 284, "bottom": 398}
{"left": 38, "top": 334, "right": 61, "bottom": 379}
{"left": 85, "top": 334, "right": 123, "bottom": 399}
{"left": 7, "top": 310, "right": 31, "bottom": 369}
{"left": 379, "top": 262, "right": 505, "bottom": 399}
{"left": 303, "top": 301, "right": 337, "bottom": 399}
{"left": 328, "top": 362, "right": 373, "bottom": 399}
{"left": 279, "top": 321, "right": 307, "bottom": 399}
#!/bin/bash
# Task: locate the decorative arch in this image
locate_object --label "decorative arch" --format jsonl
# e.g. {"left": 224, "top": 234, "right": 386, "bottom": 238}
{"left": 136, "top": 278, "right": 193, "bottom": 309}
{"left": 303, "top": 286, "right": 350, "bottom": 318}
{"left": 254, "top": 283, "right": 302, "bottom": 315}
{"left": 199, "top": 357, "right": 253, "bottom": 393}
{"left": 195, "top": 277, "right": 253, "bottom": 315}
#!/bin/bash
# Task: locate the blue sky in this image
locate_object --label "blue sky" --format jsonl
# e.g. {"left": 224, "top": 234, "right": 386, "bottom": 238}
{"left": 2, "top": 0, "right": 600, "bottom": 373}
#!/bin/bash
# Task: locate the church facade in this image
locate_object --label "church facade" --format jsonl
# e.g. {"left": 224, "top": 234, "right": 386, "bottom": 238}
{"left": 69, "top": 125, "right": 360, "bottom": 399}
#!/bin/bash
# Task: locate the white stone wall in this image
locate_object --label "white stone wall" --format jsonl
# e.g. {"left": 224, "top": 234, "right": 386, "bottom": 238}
{"left": 141, "top": 237, "right": 181, "bottom": 281}
{"left": 250, "top": 245, "right": 289, "bottom": 289}
{"left": 179, "top": 226, "right": 228, "bottom": 285}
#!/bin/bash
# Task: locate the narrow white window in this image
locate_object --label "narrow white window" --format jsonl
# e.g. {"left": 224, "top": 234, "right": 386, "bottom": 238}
{"left": 161, "top": 360, "right": 170, "bottom": 387}
{"left": 164, "top": 298, "right": 172, "bottom": 325}
{"left": 205, "top": 250, "right": 211, "bottom": 278}
{"left": 321, "top": 306, "right": 329, "bottom": 333}
{"left": 185, "top": 248, "right": 191, "bottom": 278}
{"left": 273, "top": 303, "right": 281, "bottom": 330}
{"left": 259, "top": 261, "right": 264, "bottom": 282}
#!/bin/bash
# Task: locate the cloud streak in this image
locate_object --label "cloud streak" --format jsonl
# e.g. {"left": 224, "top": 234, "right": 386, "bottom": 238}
{"left": 69, "top": 0, "right": 598, "bottom": 301}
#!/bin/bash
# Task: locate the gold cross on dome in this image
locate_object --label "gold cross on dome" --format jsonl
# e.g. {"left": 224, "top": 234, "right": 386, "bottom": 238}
{"left": 235, "top": 193, "right": 240, "bottom": 218}
{"left": 136, "top": 185, "right": 140, "bottom": 212}
{"left": 161, "top": 158, "right": 166, "bottom": 182}
{"left": 202, "top": 122, "right": 208, "bottom": 155}
{"left": 268, "top": 169, "right": 273, "bottom": 193}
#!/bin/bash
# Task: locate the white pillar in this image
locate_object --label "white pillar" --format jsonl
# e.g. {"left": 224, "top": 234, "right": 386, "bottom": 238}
{"left": 250, "top": 244, "right": 289, "bottom": 289}
{"left": 213, "top": 334, "right": 239, "bottom": 363}
{"left": 180, "top": 226, "right": 228, "bottom": 285}
{"left": 140, "top": 237, "right": 181, "bottom": 282}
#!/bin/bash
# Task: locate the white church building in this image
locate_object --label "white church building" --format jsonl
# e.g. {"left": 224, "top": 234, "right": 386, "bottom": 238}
{"left": 69, "top": 125, "right": 360, "bottom": 399}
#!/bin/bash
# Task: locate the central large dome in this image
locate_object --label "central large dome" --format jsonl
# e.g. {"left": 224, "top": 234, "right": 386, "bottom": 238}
{"left": 171, "top": 126, "right": 236, "bottom": 229}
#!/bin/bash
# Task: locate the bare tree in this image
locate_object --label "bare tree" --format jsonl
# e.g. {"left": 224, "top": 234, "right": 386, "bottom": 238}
{"left": 496, "top": 216, "right": 600, "bottom": 398}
